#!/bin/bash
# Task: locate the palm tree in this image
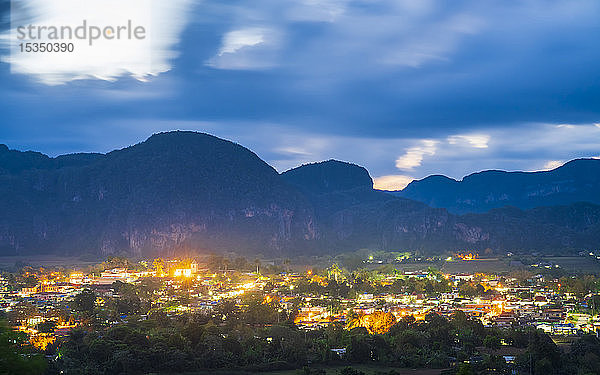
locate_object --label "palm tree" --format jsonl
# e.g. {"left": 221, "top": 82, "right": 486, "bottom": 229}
{"left": 346, "top": 310, "right": 368, "bottom": 330}
{"left": 328, "top": 263, "right": 344, "bottom": 282}
{"left": 253, "top": 258, "right": 261, "bottom": 275}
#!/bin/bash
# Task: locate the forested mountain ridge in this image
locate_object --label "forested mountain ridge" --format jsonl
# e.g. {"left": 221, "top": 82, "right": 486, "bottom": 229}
{"left": 1, "top": 132, "right": 599, "bottom": 257}
{"left": 0, "top": 132, "right": 316, "bottom": 257}
{"left": 392, "top": 159, "right": 600, "bottom": 214}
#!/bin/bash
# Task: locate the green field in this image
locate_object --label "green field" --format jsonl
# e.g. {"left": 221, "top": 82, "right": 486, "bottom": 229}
{"left": 0, "top": 255, "right": 100, "bottom": 269}
{"left": 166, "top": 364, "right": 445, "bottom": 375}
{"left": 1, "top": 253, "right": 599, "bottom": 275}
{"left": 371, "top": 257, "right": 600, "bottom": 275}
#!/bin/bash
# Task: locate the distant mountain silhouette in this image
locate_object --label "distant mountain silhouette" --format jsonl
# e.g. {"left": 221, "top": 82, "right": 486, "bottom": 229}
{"left": 285, "top": 161, "right": 600, "bottom": 255}
{"left": 0, "top": 132, "right": 599, "bottom": 257}
{"left": 0, "top": 144, "right": 103, "bottom": 175}
{"left": 0, "top": 132, "right": 315, "bottom": 257}
{"left": 391, "top": 159, "right": 600, "bottom": 214}
{"left": 282, "top": 160, "right": 373, "bottom": 194}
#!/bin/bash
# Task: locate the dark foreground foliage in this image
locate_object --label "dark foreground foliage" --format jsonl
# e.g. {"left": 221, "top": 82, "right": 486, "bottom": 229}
{"left": 21, "top": 310, "right": 600, "bottom": 375}
{"left": 0, "top": 320, "right": 46, "bottom": 374}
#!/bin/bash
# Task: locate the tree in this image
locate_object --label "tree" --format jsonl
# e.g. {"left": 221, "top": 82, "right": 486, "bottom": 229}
{"left": 347, "top": 334, "right": 371, "bottom": 363}
{"left": 328, "top": 263, "right": 345, "bottom": 282}
{"left": 137, "top": 278, "right": 163, "bottom": 301}
{"left": 510, "top": 270, "right": 533, "bottom": 287}
{"left": 484, "top": 335, "right": 501, "bottom": 350}
{"left": 456, "top": 363, "right": 473, "bottom": 375}
{"left": 346, "top": 310, "right": 368, "bottom": 331}
{"left": 110, "top": 281, "right": 144, "bottom": 316}
{"left": 365, "top": 311, "right": 396, "bottom": 334}
{"left": 569, "top": 335, "right": 600, "bottom": 374}
{"left": 73, "top": 289, "right": 96, "bottom": 313}
{"left": 339, "top": 367, "right": 366, "bottom": 375}
{"left": 241, "top": 294, "right": 280, "bottom": 325}
{"left": 0, "top": 320, "right": 46, "bottom": 374}
{"left": 253, "top": 258, "right": 261, "bottom": 274}
{"left": 587, "top": 295, "right": 600, "bottom": 314}
{"left": 36, "top": 320, "right": 57, "bottom": 334}
{"left": 535, "top": 358, "right": 553, "bottom": 374}
{"left": 7, "top": 301, "right": 38, "bottom": 326}
{"left": 215, "top": 299, "right": 239, "bottom": 321}
{"left": 458, "top": 281, "right": 479, "bottom": 297}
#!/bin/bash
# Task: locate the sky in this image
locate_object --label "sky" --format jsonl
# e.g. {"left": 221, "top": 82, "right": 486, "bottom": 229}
{"left": 0, "top": 0, "right": 599, "bottom": 190}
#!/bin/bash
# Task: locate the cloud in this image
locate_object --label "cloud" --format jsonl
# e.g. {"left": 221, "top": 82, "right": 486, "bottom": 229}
{"left": 395, "top": 140, "right": 438, "bottom": 170}
{"left": 380, "top": 13, "right": 484, "bottom": 68}
{"left": 207, "top": 27, "right": 281, "bottom": 70}
{"left": 285, "top": 0, "right": 348, "bottom": 23}
{"left": 447, "top": 134, "right": 490, "bottom": 148}
{"left": 218, "top": 28, "right": 266, "bottom": 55}
{"left": 1, "top": 0, "right": 599, "bottom": 181}
{"left": 3, "top": 119, "right": 600, "bottom": 191}
{"left": 2, "top": 0, "right": 193, "bottom": 85}
{"left": 426, "top": 123, "right": 600, "bottom": 178}
{"left": 373, "top": 174, "right": 414, "bottom": 191}
{"left": 542, "top": 160, "right": 563, "bottom": 170}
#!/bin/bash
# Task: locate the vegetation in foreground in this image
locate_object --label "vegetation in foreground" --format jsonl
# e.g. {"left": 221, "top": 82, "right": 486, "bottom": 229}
{"left": 7, "top": 304, "right": 598, "bottom": 375}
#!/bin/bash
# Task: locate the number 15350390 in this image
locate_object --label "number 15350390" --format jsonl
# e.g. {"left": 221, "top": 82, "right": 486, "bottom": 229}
{"left": 19, "top": 42, "right": 75, "bottom": 53}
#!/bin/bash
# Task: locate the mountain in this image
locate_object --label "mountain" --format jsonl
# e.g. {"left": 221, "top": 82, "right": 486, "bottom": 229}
{"left": 0, "top": 132, "right": 599, "bottom": 257}
{"left": 392, "top": 159, "right": 600, "bottom": 214}
{"left": 283, "top": 160, "right": 373, "bottom": 194}
{"left": 283, "top": 160, "right": 457, "bottom": 251}
{"left": 0, "top": 132, "right": 316, "bottom": 257}
{"left": 283, "top": 161, "right": 600, "bottom": 255}
{"left": 0, "top": 144, "right": 103, "bottom": 175}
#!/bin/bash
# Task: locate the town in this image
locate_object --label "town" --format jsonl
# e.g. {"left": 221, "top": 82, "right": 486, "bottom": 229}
{"left": 3, "top": 252, "right": 600, "bottom": 374}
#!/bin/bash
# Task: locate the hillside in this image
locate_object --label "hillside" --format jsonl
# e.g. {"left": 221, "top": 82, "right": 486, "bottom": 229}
{"left": 392, "top": 159, "right": 600, "bottom": 214}
{"left": 0, "top": 132, "right": 315, "bottom": 256}
{"left": 284, "top": 161, "right": 600, "bottom": 255}
{"left": 0, "top": 132, "right": 599, "bottom": 257}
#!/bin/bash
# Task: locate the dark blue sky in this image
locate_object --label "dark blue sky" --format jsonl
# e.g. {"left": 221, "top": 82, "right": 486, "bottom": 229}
{"left": 1, "top": 0, "right": 599, "bottom": 189}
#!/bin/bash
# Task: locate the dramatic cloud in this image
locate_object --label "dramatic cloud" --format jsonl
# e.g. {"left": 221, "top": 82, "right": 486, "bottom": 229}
{"left": 2, "top": 0, "right": 193, "bottom": 84}
{"left": 408, "top": 123, "right": 600, "bottom": 179}
{"left": 395, "top": 140, "right": 438, "bottom": 171}
{"left": 0, "top": 0, "right": 599, "bottom": 180}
